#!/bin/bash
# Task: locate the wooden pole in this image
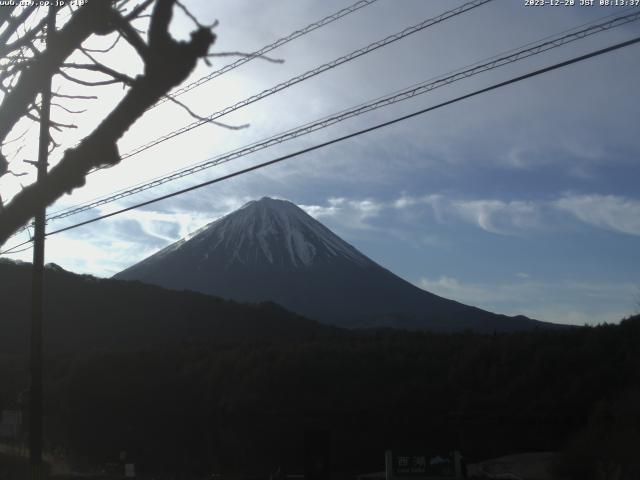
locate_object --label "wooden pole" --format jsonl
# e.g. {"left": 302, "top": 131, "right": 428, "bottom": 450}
{"left": 29, "top": 6, "right": 55, "bottom": 480}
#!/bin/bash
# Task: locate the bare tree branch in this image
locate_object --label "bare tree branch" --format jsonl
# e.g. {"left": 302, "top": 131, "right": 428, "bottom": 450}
{"left": 0, "top": 4, "right": 39, "bottom": 49}
{"left": 207, "top": 51, "right": 284, "bottom": 64}
{"left": 63, "top": 60, "right": 137, "bottom": 86}
{"left": 175, "top": 0, "right": 203, "bottom": 28}
{"left": 111, "top": 11, "right": 149, "bottom": 61}
{"left": 0, "top": 128, "right": 30, "bottom": 147}
{"left": 0, "top": 0, "right": 216, "bottom": 245}
{"left": 0, "top": 6, "right": 63, "bottom": 58}
{"left": 148, "top": 0, "right": 174, "bottom": 48}
{"left": 163, "top": 94, "right": 249, "bottom": 130}
{"left": 0, "top": 4, "right": 19, "bottom": 30}
{"left": 0, "top": 1, "right": 119, "bottom": 175}
{"left": 57, "top": 68, "right": 123, "bottom": 87}
{"left": 81, "top": 34, "right": 122, "bottom": 54}
{"left": 52, "top": 92, "right": 99, "bottom": 100}
{"left": 124, "top": 0, "right": 156, "bottom": 21}
{"left": 51, "top": 103, "right": 87, "bottom": 114}
{"left": 49, "top": 119, "right": 78, "bottom": 132}
{"left": 6, "top": 170, "right": 28, "bottom": 178}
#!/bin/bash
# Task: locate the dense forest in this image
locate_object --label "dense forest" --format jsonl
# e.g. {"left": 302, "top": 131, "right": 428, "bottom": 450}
{"left": 1, "top": 319, "right": 639, "bottom": 478}
{"left": 0, "top": 260, "right": 340, "bottom": 356}
{"left": 1, "top": 260, "right": 639, "bottom": 478}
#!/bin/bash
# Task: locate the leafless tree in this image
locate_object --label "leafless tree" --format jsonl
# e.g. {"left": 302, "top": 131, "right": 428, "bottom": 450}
{"left": 0, "top": 0, "right": 218, "bottom": 246}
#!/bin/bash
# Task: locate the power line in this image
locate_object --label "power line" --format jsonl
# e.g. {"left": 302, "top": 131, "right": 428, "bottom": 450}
{"left": 40, "top": 0, "right": 497, "bottom": 222}
{"left": 32, "top": 35, "right": 640, "bottom": 240}
{"left": 156, "top": 0, "right": 382, "bottom": 106}
{"left": 38, "top": 10, "right": 640, "bottom": 226}
{"left": 0, "top": 1, "right": 378, "bottom": 225}
{"left": 43, "top": 6, "right": 639, "bottom": 224}
{"left": 120, "top": 0, "right": 494, "bottom": 160}
{"left": 76, "top": 0, "right": 385, "bottom": 175}
{"left": 0, "top": 242, "right": 33, "bottom": 255}
{"left": 3, "top": 34, "right": 639, "bottom": 252}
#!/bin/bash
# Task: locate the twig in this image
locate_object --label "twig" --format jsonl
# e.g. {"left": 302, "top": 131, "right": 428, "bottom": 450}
{"left": 62, "top": 61, "right": 136, "bottom": 86}
{"left": 82, "top": 34, "right": 122, "bottom": 54}
{"left": 51, "top": 103, "right": 87, "bottom": 114}
{"left": 162, "top": 94, "right": 249, "bottom": 130}
{"left": 175, "top": 0, "right": 203, "bottom": 28}
{"left": 1, "top": 128, "right": 29, "bottom": 146}
{"left": 207, "top": 50, "right": 284, "bottom": 64}
{"left": 52, "top": 93, "right": 98, "bottom": 100}
{"left": 57, "top": 69, "right": 123, "bottom": 87}
{"left": 112, "top": 11, "right": 149, "bottom": 61}
{"left": 124, "top": 0, "right": 155, "bottom": 21}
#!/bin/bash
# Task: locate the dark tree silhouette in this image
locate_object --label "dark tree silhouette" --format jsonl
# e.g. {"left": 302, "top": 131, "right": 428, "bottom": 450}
{"left": 0, "top": 0, "right": 216, "bottom": 246}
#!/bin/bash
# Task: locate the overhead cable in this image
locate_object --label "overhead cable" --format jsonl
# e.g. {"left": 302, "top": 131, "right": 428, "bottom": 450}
{"left": 156, "top": 0, "right": 383, "bottom": 106}
{"left": 45, "top": 6, "right": 638, "bottom": 225}
{"left": 39, "top": 10, "right": 640, "bottom": 225}
{"left": 24, "top": 35, "right": 640, "bottom": 242}
{"left": 121, "top": 0, "right": 494, "bottom": 160}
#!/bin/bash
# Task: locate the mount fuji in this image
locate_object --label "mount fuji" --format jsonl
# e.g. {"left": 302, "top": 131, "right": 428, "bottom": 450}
{"left": 114, "top": 197, "right": 550, "bottom": 332}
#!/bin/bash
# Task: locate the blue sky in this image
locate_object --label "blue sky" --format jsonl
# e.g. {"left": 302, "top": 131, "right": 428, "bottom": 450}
{"left": 2, "top": 0, "right": 639, "bottom": 325}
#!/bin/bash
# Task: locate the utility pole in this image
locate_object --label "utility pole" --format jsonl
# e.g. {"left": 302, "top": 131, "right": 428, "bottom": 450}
{"left": 29, "top": 6, "right": 56, "bottom": 480}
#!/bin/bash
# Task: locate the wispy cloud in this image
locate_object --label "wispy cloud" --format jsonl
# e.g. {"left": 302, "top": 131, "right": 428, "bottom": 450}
{"left": 302, "top": 192, "right": 640, "bottom": 237}
{"left": 448, "top": 199, "right": 540, "bottom": 234}
{"left": 104, "top": 210, "right": 207, "bottom": 243}
{"left": 19, "top": 190, "right": 639, "bottom": 290}
{"left": 392, "top": 194, "right": 441, "bottom": 210}
{"left": 388, "top": 194, "right": 540, "bottom": 234}
{"left": 301, "top": 197, "right": 384, "bottom": 230}
{"left": 392, "top": 192, "right": 640, "bottom": 237}
{"left": 554, "top": 194, "right": 640, "bottom": 236}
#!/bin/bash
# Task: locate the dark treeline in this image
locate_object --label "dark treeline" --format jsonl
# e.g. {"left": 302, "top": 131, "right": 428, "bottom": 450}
{"left": 0, "top": 260, "right": 340, "bottom": 357}
{"left": 1, "top": 261, "right": 639, "bottom": 478}
{"left": 3, "top": 316, "right": 640, "bottom": 478}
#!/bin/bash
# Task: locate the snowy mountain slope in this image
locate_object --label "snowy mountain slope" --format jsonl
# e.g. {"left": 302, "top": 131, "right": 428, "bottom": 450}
{"left": 160, "top": 197, "right": 371, "bottom": 269}
{"left": 114, "top": 197, "right": 552, "bottom": 332}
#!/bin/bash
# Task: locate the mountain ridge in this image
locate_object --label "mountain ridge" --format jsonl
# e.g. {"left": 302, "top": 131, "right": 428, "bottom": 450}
{"left": 115, "top": 197, "right": 556, "bottom": 333}
{"left": 0, "top": 259, "right": 340, "bottom": 355}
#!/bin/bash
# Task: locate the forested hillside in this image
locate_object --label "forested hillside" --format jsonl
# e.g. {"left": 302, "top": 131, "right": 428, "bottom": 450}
{"left": 1, "top": 260, "right": 638, "bottom": 478}
{"left": 2, "top": 314, "right": 639, "bottom": 477}
{"left": 0, "top": 260, "right": 339, "bottom": 356}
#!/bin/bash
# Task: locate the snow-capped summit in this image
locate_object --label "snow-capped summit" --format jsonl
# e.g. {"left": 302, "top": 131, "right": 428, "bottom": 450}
{"left": 180, "top": 197, "right": 371, "bottom": 269}
{"left": 115, "top": 197, "right": 548, "bottom": 332}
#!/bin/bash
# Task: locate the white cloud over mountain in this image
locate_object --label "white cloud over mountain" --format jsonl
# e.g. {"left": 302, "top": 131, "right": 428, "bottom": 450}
{"left": 304, "top": 193, "right": 640, "bottom": 237}
{"left": 554, "top": 194, "right": 640, "bottom": 236}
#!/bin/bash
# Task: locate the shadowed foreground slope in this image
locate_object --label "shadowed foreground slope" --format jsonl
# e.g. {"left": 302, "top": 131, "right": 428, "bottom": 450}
{"left": 0, "top": 259, "right": 339, "bottom": 356}
{"left": 0, "top": 257, "right": 637, "bottom": 477}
